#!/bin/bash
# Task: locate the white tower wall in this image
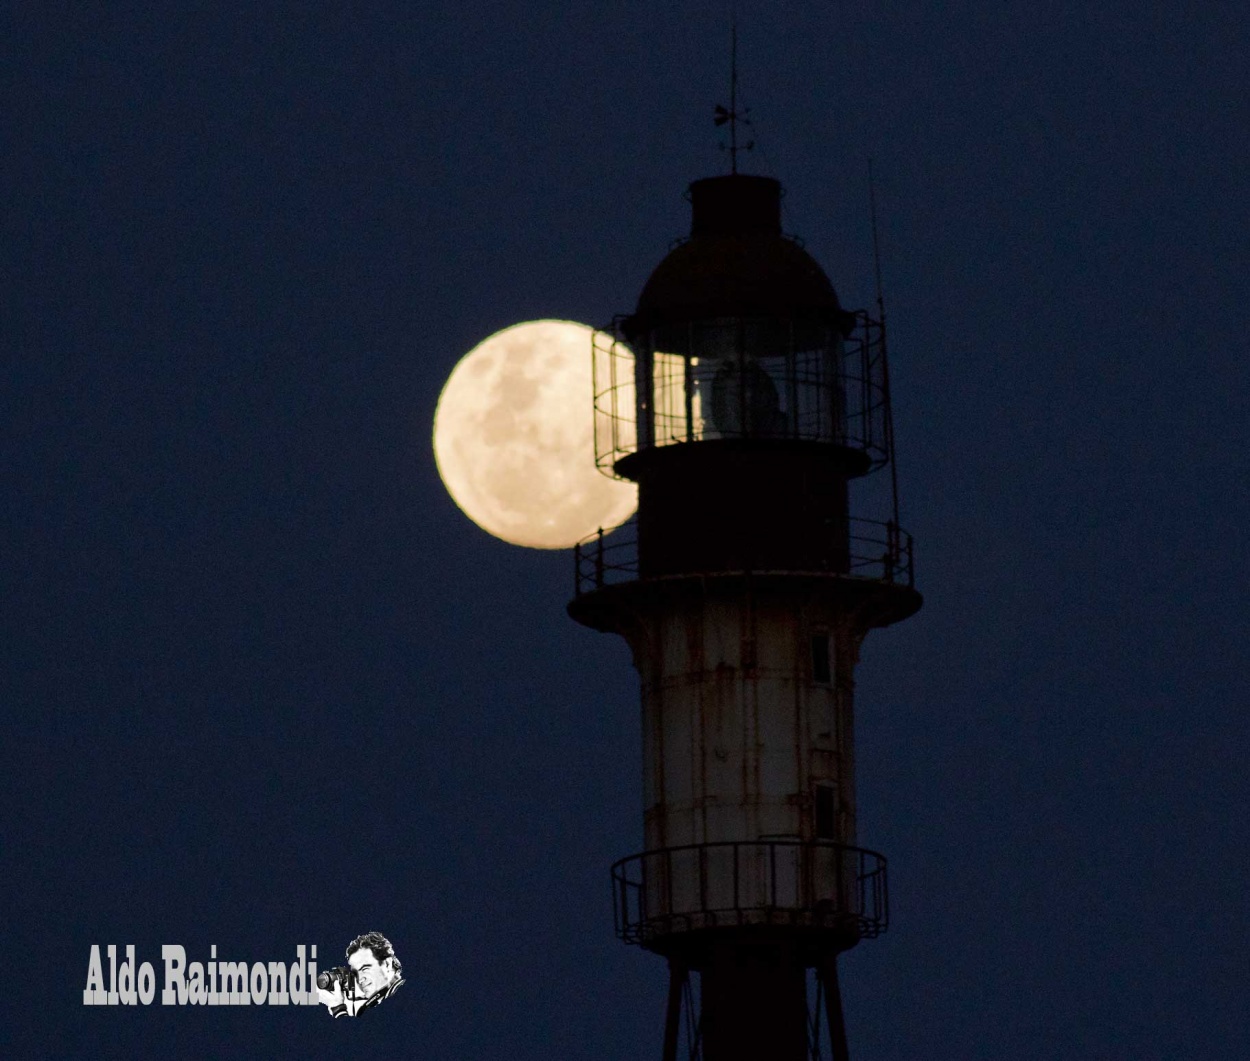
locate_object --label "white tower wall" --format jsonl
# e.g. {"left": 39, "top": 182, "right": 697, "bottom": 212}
{"left": 618, "top": 584, "right": 864, "bottom": 925}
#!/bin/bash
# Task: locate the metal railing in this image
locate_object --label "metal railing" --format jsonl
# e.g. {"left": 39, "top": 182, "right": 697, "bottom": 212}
{"left": 611, "top": 839, "right": 888, "bottom": 947}
{"left": 592, "top": 311, "right": 893, "bottom": 476}
{"left": 574, "top": 517, "right": 915, "bottom": 597}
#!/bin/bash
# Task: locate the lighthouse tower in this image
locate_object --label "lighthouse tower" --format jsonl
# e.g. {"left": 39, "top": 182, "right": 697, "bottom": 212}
{"left": 568, "top": 169, "right": 920, "bottom": 1060}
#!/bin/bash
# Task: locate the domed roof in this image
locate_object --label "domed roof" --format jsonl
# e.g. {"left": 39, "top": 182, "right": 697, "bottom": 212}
{"left": 627, "top": 175, "right": 844, "bottom": 333}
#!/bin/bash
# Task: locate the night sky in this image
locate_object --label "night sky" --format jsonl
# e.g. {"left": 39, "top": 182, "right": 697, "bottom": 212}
{"left": 5, "top": 3, "right": 1248, "bottom": 1058}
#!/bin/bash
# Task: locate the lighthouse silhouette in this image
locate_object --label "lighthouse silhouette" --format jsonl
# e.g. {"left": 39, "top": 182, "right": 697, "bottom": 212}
{"left": 568, "top": 156, "right": 921, "bottom": 1060}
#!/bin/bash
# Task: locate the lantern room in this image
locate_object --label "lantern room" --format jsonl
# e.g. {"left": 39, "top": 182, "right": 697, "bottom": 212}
{"left": 593, "top": 174, "right": 893, "bottom": 482}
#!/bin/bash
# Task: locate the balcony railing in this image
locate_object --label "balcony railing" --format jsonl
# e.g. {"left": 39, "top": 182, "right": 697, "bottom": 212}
{"left": 592, "top": 311, "right": 893, "bottom": 474}
{"left": 573, "top": 517, "right": 914, "bottom": 597}
{"left": 611, "top": 839, "right": 888, "bottom": 947}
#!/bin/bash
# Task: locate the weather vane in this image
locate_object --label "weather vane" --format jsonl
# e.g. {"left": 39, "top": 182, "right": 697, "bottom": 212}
{"left": 714, "top": 19, "right": 754, "bottom": 174}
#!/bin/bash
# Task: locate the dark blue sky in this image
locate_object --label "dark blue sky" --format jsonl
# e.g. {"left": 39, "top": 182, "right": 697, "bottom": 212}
{"left": 4, "top": 3, "right": 1247, "bottom": 1058}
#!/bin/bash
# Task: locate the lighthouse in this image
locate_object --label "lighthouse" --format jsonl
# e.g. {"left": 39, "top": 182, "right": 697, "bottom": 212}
{"left": 568, "top": 168, "right": 920, "bottom": 1059}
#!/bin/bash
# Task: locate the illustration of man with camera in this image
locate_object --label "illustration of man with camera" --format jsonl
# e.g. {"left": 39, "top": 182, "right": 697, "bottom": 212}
{"left": 316, "top": 931, "right": 404, "bottom": 1017}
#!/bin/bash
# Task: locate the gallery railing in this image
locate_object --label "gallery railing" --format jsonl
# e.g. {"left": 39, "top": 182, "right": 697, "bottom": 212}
{"left": 574, "top": 517, "right": 914, "bottom": 597}
{"left": 610, "top": 839, "right": 888, "bottom": 947}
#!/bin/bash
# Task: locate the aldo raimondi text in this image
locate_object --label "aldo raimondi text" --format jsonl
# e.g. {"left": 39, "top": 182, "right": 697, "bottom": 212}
{"left": 83, "top": 944, "right": 323, "bottom": 1006}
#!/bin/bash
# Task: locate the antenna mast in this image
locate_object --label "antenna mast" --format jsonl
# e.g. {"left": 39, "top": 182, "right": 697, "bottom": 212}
{"left": 869, "top": 157, "right": 902, "bottom": 533}
{"left": 714, "top": 16, "right": 753, "bottom": 173}
{"left": 868, "top": 157, "right": 885, "bottom": 316}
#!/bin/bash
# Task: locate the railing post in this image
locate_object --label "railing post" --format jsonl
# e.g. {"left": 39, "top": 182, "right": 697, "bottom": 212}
{"left": 880, "top": 855, "right": 889, "bottom": 931}
{"left": 666, "top": 847, "right": 674, "bottom": 924}
{"left": 615, "top": 868, "right": 626, "bottom": 937}
{"left": 699, "top": 844, "right": 708, "bottom": 918}
{"left": 637, "top": 855, "right": 646, "bottom": 927}
{"left": 595, "top": 526, "right": 605, "bottom": 589}
{"left": 859, "top": 852, "right": 868, "bottom": 923}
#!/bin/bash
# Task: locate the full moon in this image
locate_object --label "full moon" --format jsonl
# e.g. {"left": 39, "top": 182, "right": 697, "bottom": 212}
{"left": 432, "top": 319, "right": 638, "bottom": 549}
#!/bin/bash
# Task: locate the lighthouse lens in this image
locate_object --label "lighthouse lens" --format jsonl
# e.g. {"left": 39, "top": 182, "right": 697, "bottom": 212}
{"left": 649, "top": 318, "right": 845, "bottom": 443}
